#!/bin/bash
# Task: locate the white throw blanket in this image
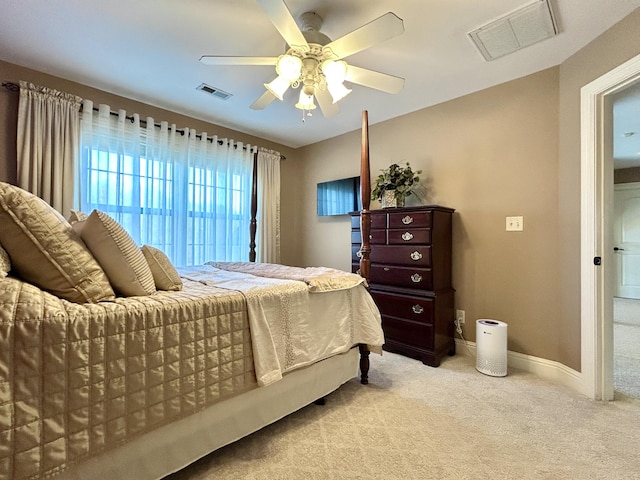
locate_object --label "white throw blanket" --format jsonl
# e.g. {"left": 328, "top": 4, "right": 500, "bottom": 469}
{"left": 207, "top": 261, "right": 367, "bottom": 292}
{"left": 178, "top": 265, "right": 383, "bottom": 387}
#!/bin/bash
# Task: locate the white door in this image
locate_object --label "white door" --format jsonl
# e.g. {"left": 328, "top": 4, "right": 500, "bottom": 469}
{"left": 614, "top": 182, "right": 640, "bottom": 299}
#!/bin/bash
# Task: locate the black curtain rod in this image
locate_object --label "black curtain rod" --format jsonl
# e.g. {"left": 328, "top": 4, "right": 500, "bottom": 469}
{"left": 2, "top": 81, "right": 285, "bottom": 159}
{"left": 93, "top": 106, "right": 241, "bottom": 148}
{"left": 1, "top": 81, "right": 19, "bottom": 92}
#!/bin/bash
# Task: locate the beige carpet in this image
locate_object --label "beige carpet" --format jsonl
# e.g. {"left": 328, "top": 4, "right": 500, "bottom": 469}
{"left": 165, "top": 352, "right": 640, "bottom": 480}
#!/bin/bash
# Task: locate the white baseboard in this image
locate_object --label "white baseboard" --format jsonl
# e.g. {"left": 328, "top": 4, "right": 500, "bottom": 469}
{"left": 454, "top": 338, "right": 586, "bottom": 396}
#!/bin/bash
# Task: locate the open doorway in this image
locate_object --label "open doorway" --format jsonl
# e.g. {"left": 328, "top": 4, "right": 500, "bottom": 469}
{"left": 581, "top": 52, "right": 640, "bottom": 401}
{"left": 611, "top": 84, "right": 640, "bottom": 398}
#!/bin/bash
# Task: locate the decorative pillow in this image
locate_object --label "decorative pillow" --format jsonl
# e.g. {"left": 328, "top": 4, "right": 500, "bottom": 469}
{"left": 0, "top": 182, "right": 115, "bottom": 303}
{"left": 141, "top": 245, "right": 183, "bottom": 291}
{"left": 0, "top": 244, "right": 11, "bottom": 278}
{"left": 67, "top": 209, "right": 88, "bottom": 224}
{"left": 80, "top": 210, "right": 156, "bottom": 296}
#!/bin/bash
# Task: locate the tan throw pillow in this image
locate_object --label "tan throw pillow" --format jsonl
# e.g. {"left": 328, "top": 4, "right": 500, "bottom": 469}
{"left": 81, "top": 210, "right": 156, "bottom": 296}
{"left": 141, "top": 245, "right": 183, "bottom": 291}
{"left": 0, "top": 182, "right": 115, "bottom": 303}
{"left": 0, "top": 244, "right": 11, "bottom": 278}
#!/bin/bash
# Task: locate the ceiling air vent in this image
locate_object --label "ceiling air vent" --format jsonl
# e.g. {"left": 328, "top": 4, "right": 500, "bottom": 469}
{"left": 468, "top": 0, "right": 558, "bottom": 61}
{"left": 197, "top": 83, "right": 232, "bottom": 100}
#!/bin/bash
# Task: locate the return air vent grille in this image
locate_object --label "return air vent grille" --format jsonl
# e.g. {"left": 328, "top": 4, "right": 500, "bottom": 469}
{"left": 197, "top": 83, "right": 232, "bottom": 100}
{"left": 468, "top": 0, "right": 558, "bottom": 61}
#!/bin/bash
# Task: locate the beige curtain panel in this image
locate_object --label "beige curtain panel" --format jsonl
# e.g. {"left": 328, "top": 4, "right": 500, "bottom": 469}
{"left": 256, "top": 149, "right": 281, "bottom": 263}
{"left": 17, "top": 81, "right": 82, "bottom": 215}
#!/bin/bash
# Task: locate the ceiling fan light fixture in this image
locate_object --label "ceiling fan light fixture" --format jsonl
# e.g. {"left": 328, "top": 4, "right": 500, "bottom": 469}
{"left": 321, "top": 60, "right": 348, "bottom": 83}
{"left": 276, "top": 54, "right": 303, "bottom": 81}
{"left": 327, "top": 82, "right": 352, "bottom": 104}
{"left": 295, "top": 88, "right": 317, "bottom": 111}
{"left": 264, "top": 75, "right": 291, "bottom": 101}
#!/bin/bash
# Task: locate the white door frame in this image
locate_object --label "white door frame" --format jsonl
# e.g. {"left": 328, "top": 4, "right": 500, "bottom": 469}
{"left": 581, "top": 52, "right": 640, "bottom": 400}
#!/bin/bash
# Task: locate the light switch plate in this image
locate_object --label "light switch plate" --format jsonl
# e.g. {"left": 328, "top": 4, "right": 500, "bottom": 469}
{"left": 506, "top": 216, "right": 524, "bottom": 231}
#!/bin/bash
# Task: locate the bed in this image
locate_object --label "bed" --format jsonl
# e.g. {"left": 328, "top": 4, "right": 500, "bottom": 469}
{"left": 0, "top": 113, "right": 378, "bottom": 480}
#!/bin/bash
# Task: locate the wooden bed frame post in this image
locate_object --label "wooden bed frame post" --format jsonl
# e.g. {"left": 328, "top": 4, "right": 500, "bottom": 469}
{"left": 359, "top": 110, "right": 372, "bottom": 385}
{"left": 249, "top": 151, "right": 258, "bottom": 262}
{"left": 359, "top": 110, "right": 372, "bottom": 282}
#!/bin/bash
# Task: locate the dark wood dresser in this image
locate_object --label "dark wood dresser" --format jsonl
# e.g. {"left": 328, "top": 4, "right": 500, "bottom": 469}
{"left": 351, "top": 205, "right": 455, "bottom": 366}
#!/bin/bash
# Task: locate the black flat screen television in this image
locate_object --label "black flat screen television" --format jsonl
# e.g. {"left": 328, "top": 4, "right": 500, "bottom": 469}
{"left": 317, "top": 176, "right": 362, "bottom": 216}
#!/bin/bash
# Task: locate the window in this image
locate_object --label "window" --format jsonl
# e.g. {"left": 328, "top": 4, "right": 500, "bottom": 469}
{"left": 79, "top": 105, "right": 254, "bottom": 266}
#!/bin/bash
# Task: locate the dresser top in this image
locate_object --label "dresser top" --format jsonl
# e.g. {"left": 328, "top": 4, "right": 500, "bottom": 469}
{"left": 350, "top": 205, "right": 455, "bottom": 215}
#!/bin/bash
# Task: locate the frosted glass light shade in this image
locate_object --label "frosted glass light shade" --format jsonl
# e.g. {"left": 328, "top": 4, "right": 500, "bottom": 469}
{"left": 295, "top": 90, "right": 316, "bottom": 110}
{"left": 321, "top": 60, "right": 348, "bottom": 83}
{"left": 264, "top": 75, "right": 290, "bottom": 101}
{"left": 328, "top": 82, "right": 352, "bottom": 103}
{"left": 277, "top": 55, "right": 302, "bottom": 81}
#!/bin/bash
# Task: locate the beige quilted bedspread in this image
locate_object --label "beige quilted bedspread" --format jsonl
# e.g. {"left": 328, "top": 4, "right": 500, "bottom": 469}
{"left": 0, "top": 276, "right": 257, "bottom": 480}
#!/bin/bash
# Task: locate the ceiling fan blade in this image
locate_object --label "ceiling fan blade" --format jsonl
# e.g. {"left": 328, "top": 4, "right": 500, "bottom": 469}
{"left": 325, "top": 12, "right": 404, "bottom": 59}
{"left": 250, "top": 90, "right": 277, "bottom": 110}
{"left": 345, "top": 65, "right": 405, "bottom": 94}
{"left": 200, "top": 56, "right": 278, "bottom": 66}
{"left": 315, "top": 88, "right": 339, "bottom": 118}
{"left": 256, "top": 0, "right": 308, "bottom": 49}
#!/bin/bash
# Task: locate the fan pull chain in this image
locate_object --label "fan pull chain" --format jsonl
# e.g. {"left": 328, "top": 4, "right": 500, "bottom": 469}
{"left": 301, "top": 108, "right": 313, "bottom": 122}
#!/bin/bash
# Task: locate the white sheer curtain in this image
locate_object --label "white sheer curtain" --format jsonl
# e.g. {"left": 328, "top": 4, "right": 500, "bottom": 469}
{"left": 16, "top": 81, "right": 82, "bottom": 215}
{"left": 80, "top": 100, "right": 254, "bottom": 266}
{"left": 256, "top": 149, "right": 281, "bottom": 263}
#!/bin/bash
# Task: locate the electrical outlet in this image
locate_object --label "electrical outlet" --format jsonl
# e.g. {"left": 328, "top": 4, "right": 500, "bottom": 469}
{"left": 455, "top": 310, "right": 465, "bottom": 334}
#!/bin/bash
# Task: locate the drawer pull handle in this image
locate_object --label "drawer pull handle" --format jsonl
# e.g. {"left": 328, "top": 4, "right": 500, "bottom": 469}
{"left": 356, "top": 250, "right": 363, "bottom": 258}
{"left": 410, "top": 251, "right": 422, "bottom": 261}
{"left": 411, "top": 273, "right": 422, "bottom": 283}
{"left": 402, "top": 232, "right": 414, "bottom": 241}
{"left": 412, "top": 304, "right": 424, "bottom": 314}
{"left": 402, "top": 215, "right": 414, "bottom": 225}
{"left": 384, "top": 267, "right": 390, "bottom": 271}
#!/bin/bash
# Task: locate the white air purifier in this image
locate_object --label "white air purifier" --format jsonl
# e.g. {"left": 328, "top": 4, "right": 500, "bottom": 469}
{"left": 476, "top": 319, "right": 508, "bottom": 377}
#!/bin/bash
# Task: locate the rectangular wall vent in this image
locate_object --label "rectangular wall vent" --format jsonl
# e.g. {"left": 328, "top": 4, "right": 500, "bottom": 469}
{"left": 468, "top": 0, "right": 558, "bottom": 61}
{"left": 197, "top": 83, "right": 232, "bottom": 100}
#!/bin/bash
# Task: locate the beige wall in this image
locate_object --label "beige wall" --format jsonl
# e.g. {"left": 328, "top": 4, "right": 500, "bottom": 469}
{"left": 296, "top": 68, "right": 562, "bottom": 363}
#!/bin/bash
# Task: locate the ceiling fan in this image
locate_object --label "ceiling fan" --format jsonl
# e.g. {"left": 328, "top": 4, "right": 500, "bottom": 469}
{"left": 199, "top": 0, "right": 405, "bottom": 119}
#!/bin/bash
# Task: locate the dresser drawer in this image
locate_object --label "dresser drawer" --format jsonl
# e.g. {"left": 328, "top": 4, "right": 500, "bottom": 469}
{"left": 370, "top": 265, "right": 433, "bottom": 290}
{"left": 371, "top": 214, "right": 387, "bottom": 229}
{"left": 370, "top": 229, "right": 386, "bottom": 244}
{"left": 370, "top": 290, "right": 435, "bottom": 324}
{"left": 388, "top": 211, "right": 432, "bottom": 229}
{"left": 387, "top": 228, "right": 431, "bottom": 245}
{"left": 382, "top": 316, "right": 434, "bottom": 350}
{"left": 370, "top": 245, "right": 431, "bottom": 267}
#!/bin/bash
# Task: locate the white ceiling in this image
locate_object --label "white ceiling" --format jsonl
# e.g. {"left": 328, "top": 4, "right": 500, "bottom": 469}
{"left": 1, "top": 0, "right": 640, "bottom": 150}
